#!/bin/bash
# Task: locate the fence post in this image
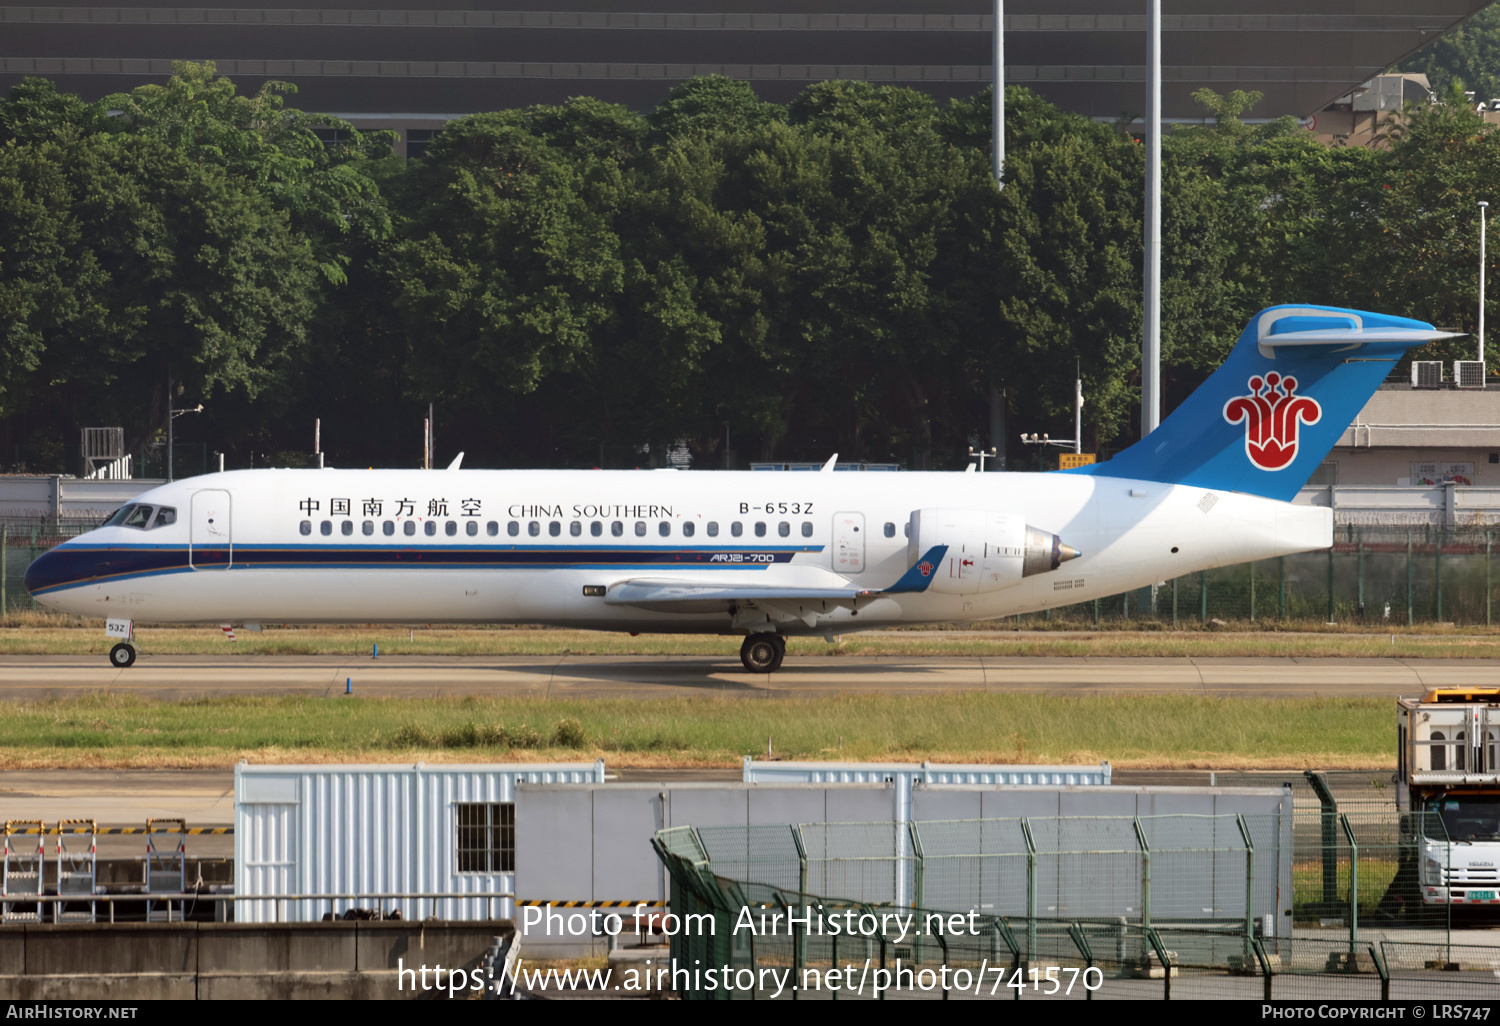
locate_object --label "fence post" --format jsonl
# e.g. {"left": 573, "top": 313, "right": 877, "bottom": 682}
{"left": 1279, "top": 555, "right": 1286, "bottom": 619}
{"left": 1369, "top": 944, "right": 1389, "bottom": 1002}
{"left": 1093, "top": 597, "right": 1099, "bottom": 625}
{"left": 1145, "top": 927, "right": 1171, "bottom": 1001}
{"left": 1200, "top": 570, "right": 1208, "bottom": 623}
{"left": 1488, "top": 531, "right": 1493, "bottom": 628}
{"left": 1249, "top": 561, "right": 1256, "bottom": 622}
{"left": 1435, "top": 529, "right": 1444, "bottom": 622}
{"left": 1066, "top": 922, "right": 1095, "bottom": 1002}
{"left": 1171, "top": 577, "right": 1178, "bottom": 628}
{"left": 1327, "top": 545, "right": 1335, "bottom": 623}
{"left": 1133, "top": 818, "right": 1150, "bottom": 931}
{"left": 1020, "top": 817, "right": 1038, "bottom": 962}
{"left": 1356, "top": 542, "right": 1365, "bottom": 617}
{"left": 1305, "top": 771, "right": 1339, "bottom": 915}
{"left": 1407, "top": 531, "right": 1414, "bottom": 627}
{"left": 1237, "top": 814, "right": 1255, "bottom": 967}
{"left": 1341, "top": 813, "right": 1358, "bottom": 951}
{"left": 908, "top": 822, "right": 925, "bottom": 964}
{"left": 792, "top": 825, "right": 808, "bottom": 982}
{"left": 1, "top": 524, "right": 7, "bottom": 615}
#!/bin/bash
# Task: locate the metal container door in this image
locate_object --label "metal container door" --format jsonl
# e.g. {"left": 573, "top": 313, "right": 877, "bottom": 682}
{"left": 190, "top": 489, "right": 232, "bottom": 570}
{"left": 832, "top": 511, "right": 865, "bottom": 575}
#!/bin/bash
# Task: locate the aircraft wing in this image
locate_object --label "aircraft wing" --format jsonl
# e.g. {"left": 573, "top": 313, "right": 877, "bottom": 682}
{"left": 602, "top": 546, "right": 950, "bottom": 613}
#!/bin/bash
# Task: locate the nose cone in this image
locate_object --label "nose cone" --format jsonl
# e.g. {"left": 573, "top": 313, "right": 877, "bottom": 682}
{"left": 24, "top": 546, "right": 78, "bottom": 600}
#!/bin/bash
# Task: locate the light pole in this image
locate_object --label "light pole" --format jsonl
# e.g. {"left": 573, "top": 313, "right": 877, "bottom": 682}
{"left": 166, "top": 373, "right": 203, "bottom": 483}
{"left": 992, "top": 0, "right": 1004, "bottom": 189}
{"left": 1481, "top": 200, "right": 1489, "bottom": 365}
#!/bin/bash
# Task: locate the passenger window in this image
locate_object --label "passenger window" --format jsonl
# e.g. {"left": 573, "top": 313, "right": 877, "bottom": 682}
{"left": 467, "top": 521, "right": 479, "bottom": 537}
{"left": 383, "top": 521, "right": 395, "bottom": 536}
{"left": 341, "top": 520, "right": 354, "bottom": 536}
{"left": 487, "top": 522, "right": 499, "bottom": 536}
{"left": 549, "top": 521, "right": 561, "bottom": 537}
{"left": 363, "top": 520, "right": 375, "bottom": 536}
{"left": 904, "top": 522, "right": 911, "bottom": 538}
{"left": 321, "top": 521, "right": 333, "bottom": 536}
{"left": 778, "top": 522, "right": 790, "bottom": 537}
{"left": 424, "top": 521, "right": 437, "bottom": 537}
{"left": 802, "top": 522, "right": 813, "bottom": 538}
{"left": 299, "top": 520, "right": 312, "bottom": 536}
{"left": 445, "top": 521, "right": 457, "bottom": 536}
{"left": 591, "top": 521, "right": 602, "bottom": 537}
{"left": 528, "top": 521, "right": 541, "bottom": 537}
{"left": 635, "top": 521, "right": 647, "bottom": 537}
{"left": 611, "top": 521, "right": 624, "bottom": 537}
{"left": 683, "top": 522, "right": 695, "bottom": 538}
{"left": 404, "top": 521, "right": 416, "bottom": 536}
{"left": 508, "top": 521, "right": 520, "bottom": 537}
{"left": 124, "top": 506, "right": 153, "bottom": 529}
{"left": 151, "top": 507, "right": 177, "bottom": 528}
{"left": 570, "top": 521, "right": 582, "bottom": 537}
{"left": 731, "top": 522, "right": 743, "bottom": 537}
{"left": 884, "top": 522, "right": 895, "bottom": 538}
{"left": 658, "top": 521, "right": 671, "bottom": 537}
{"left": 707, "top": 522, "right": 718, "bottom": 537}
{"left": 755, "top": 522, "right": 767, "bottom": 538}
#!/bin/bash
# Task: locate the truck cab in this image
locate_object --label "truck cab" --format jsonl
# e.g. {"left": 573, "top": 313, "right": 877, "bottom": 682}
{"left": 1398, "top": 689, "right": 1500, "bottom": 905}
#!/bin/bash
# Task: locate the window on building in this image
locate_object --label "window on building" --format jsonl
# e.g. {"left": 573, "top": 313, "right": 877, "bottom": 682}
{"left": 406, "top": 128, "right": 441, "bottom": 161}
{"left": 456, "top": 802, "right": 515, "bottom": 873}
{"left": 1307, "top": 462, "right": 1338, "bottom": 487}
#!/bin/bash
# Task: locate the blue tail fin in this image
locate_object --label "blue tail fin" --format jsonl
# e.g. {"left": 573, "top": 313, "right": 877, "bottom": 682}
{"left": 1068, "top": 305, "right": 1461, "bottom": 501}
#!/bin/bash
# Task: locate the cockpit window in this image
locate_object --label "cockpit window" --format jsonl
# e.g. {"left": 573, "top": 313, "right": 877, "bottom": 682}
{"left": 122, "top": 505, "right": 154, "bottom": 529}
{"left": 105, "top": 505, "right": 137, "bottom": 527}
{"left": 150, "top": 507, "right": 176, "bottom": 529}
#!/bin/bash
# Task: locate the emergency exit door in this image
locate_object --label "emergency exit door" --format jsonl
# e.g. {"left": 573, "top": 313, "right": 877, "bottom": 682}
{"left": 190, "top": 490, "right": 233, "bottom": 569}
{"left": 832, "top": 512, "right": 865, "bottom": 574}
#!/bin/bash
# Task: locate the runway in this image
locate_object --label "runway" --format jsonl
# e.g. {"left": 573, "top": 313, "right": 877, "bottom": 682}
{"left": 0, "top": 653, "right": 1495, "bottom": 700}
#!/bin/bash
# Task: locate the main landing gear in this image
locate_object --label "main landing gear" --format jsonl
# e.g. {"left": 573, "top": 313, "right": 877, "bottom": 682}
{"left": 739, "top": 633, "right": 786, "bottom": 674}
{"left": 109, "top": 643, "right": 137, "bottom": 668}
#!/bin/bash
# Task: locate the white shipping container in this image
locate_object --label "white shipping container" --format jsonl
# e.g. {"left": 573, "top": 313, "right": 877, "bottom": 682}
{"left": 234, "top": 760, "right": 606, "bottom": 922}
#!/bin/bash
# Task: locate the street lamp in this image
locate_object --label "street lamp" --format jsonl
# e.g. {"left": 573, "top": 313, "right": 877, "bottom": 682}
{"left": 165, "top": 373, "right": 203, "bottom": 483}
{"left": 1481, "top": 200, "right": 1489, "bottom": 365}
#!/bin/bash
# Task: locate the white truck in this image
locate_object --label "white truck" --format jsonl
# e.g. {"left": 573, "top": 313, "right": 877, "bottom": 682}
{"left": 1397, "top": 688, "right": 1500, "bottom": 907}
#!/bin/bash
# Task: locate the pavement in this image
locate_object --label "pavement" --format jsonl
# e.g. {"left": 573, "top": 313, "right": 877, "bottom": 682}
{"left": 0, "top": 653, "right": 1495, "bottom": 700}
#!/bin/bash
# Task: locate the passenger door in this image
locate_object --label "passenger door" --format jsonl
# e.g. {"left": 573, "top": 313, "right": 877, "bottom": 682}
{"left": 190, "top": 490, "right": 233, "bottom": 570}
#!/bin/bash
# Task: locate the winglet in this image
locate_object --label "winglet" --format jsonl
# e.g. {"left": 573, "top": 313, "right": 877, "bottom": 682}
{"left": 820, "top": 453, "right": 839, "bottom": 472}
{"left": 447, "top": 452, "right": 464, "bottom": 470}
{"left": 881, "top": 546, "right": 949, "bottom": 594}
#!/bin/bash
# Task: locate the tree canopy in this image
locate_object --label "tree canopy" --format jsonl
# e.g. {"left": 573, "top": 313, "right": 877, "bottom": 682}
{"left": 0, "top": 64, "right": 1492, "bottom": 474}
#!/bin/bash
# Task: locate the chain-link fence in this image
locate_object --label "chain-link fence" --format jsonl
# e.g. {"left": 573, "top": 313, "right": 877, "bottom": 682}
{"left": 1018, "top": 526, "right": 1500, "bottom": 626}
{"left": 655, "top": 809, "right": 1500, "bottom": 1001}
{"left": 0, "top": 518, "right": 106, "bottom": 615}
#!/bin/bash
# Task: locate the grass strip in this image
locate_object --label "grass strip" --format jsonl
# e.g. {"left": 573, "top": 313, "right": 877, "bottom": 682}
{"left": 3, "top": 625, "right": 1500, "bottom": 659}
{"left": 0, "top": 692, "right": 1392, "bottom": 770}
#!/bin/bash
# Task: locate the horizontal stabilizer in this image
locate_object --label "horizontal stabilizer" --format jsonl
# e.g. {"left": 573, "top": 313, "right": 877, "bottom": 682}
{"left": 1260, "top": 327, "right": 1463, "bottom": 347}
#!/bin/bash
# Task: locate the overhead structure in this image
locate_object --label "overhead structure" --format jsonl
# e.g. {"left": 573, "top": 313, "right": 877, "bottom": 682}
{"left": 0, "top": 2, "right": 1488, "bottom": 157}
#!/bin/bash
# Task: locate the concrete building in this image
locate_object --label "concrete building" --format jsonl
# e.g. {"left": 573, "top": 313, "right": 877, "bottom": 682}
{"left": 0, "top": 2, "right": 1488, "bottom": 158}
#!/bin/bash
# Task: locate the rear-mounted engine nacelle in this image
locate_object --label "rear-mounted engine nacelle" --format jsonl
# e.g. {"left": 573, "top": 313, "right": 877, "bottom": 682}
{"left": 907, "top": 507, "right": 1080, "bottom": 595}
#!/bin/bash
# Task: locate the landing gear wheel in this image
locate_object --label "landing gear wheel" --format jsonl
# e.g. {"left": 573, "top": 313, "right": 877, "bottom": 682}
{"left": 109, "top": 643, "right": 137, "bottom": 668}
{"left": 740, "top": 633, "right": 785, "bottom": 674}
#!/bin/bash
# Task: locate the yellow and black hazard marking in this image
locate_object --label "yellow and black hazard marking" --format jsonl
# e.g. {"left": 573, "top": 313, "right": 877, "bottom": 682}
{"left": 4, "top": 827, "right": 233, "bottom": 835}
{"left": 517, "top": 900, "right": 666, "bottom": 908}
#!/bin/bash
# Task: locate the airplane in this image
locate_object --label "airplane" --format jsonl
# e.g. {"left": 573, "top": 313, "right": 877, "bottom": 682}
{"left": 26, "top": 304, "right": 1457, "bottom": 673}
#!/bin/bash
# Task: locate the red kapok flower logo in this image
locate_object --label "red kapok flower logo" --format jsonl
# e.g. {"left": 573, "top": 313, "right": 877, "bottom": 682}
{"left": 1223, "top": 372, "right": 1322, "bottom": 471}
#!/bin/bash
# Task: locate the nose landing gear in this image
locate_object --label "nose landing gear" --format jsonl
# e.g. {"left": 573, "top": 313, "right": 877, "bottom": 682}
{"left": 739, "top": 633, "right": 786, "bottom": 674}
{"left": 109, "top": 642, "right": 137, "bottom": 668}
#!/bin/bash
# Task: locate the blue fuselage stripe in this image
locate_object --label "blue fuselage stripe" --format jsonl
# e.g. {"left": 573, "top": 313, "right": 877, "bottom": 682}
{"left": 26, "top": 544, "right": 824, "bottom": 595}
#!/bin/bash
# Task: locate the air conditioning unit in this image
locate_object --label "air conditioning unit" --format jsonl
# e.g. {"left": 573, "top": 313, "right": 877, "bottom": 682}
{"left": 1412, "top": 361, "right": 1444, "bottom": 388}
{"left": 1455, "top": 360, "right": 1487, "bottom": 389}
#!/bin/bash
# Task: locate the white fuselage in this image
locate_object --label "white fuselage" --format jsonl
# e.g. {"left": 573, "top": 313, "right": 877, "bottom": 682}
{"left": 30, "top": 468, "right": 1332, "bottom": 634}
